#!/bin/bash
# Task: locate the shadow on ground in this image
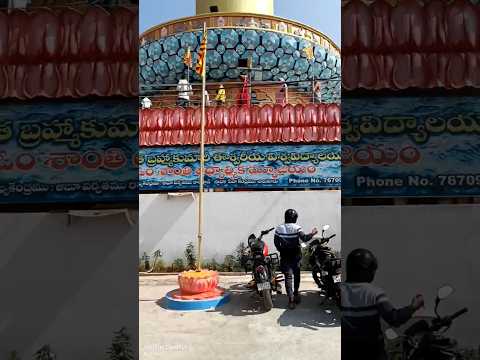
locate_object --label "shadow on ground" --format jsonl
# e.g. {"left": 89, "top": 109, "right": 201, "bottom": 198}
{"left": 212, "top": 282, "right": 269, "bottom": 316}
{"left": 151, "top": 282, "right": 340, "bottom": 331}
{"left": 156, "top": 298, "right": 169, "bottom": 310}
{"left": 276, "top": 290, "right": 341, "bottom": 330}
{"left": 214, "top": 284, "right": 340, "bottom": 330}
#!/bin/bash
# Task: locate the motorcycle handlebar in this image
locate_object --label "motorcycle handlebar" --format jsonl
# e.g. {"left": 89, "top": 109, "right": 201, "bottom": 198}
{"left": 449, "top": 307, "right": 468, "bottom": 321}
{"left": 319, "top": 233, "right": 336, "bottom": 244}
{"left": 260, "top": 228, "right": 275, "bottom": 236}
{"left": 432, "top": 308, "right": 468, "bottom": 331}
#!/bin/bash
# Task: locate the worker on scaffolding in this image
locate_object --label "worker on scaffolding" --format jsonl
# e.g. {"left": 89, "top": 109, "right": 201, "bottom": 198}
{"left": 215, "top": 84, "right": 226, "bottom": 106}
{"left": 237, "top": 75, "right": 251, "bottom": 106}
{"left": 204, "top": 89, "right": 211, "bottom": 106}
{"left": 176, "top": 76, "right": 192, "bottom": 107}
{"left": 276, "top": 78, "right": 288, "bottom": 105}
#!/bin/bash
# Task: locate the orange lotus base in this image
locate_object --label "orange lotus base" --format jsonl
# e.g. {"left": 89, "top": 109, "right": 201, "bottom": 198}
{"left": 178, "top": 270, "right": 219, "bottom": 294}
{"left": 170, "top": 287, "right": 226, "bottom": 300}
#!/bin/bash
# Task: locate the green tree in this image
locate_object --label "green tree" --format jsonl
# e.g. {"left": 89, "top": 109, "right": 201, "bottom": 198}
{"left": 300, "top": 247, "right": 312, "bottom": 271}
{"left": 107, "top": 327, "right": 134, "bottom": 360}
{"left": 235, "top": 242, "right": 249, "bottom": 272}
{"left": 152, "top": 258, "right": 165, "bottom": 272}
{"left": 184, "top": 242, "right": 196, "bottom": 270}
{"left": 222, "top": 255, "right": 235, "bottom": 272}
{"left": 149, "top": 250, "right": 164, "bottom": 273}
{"left": 33, "top": 345, "right": 56, "bottom": 360}
{"left": 8, "top": 351, "right": 20, "bottom": 360}
{"left": 141, "top": 252, "right": 150, "bottom": 271}
{"left": 207, "top": 257, "right": 219, "bottom": 271}
{"left": 172, "top": 258, "right": 185, "bottom": 272}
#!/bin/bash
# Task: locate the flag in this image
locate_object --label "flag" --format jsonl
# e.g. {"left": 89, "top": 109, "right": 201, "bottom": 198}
{"left": 303, "top": 46, "right": 314, "bottom": 61}
{"left": 195, "top": 29, "right": 207, "bottom": 77}
{"left": 183, "top": 47, "right": 192, "bottom": 68}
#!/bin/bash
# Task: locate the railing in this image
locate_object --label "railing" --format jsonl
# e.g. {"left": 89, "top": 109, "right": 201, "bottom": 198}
{"left": 140, "top": 79, "right": 340, "bottom": 108}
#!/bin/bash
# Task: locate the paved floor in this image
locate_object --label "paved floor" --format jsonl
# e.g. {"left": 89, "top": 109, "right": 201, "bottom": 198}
{"left": 139, "top": 274, "right": 340, "bottom": 360}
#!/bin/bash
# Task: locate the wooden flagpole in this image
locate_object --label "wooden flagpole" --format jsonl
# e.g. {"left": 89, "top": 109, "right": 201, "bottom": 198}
{"left": 197, "top": 23, "right": 207, "bottom": 271}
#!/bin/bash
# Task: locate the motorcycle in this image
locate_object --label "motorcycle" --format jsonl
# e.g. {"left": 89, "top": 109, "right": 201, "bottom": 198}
{"left": 302, "top": 224, "right": 341, "bottom": 301}
{"left": 245, "top": 227, "right": 284, "bottom": 311}
{"left": 385, "top": 285, "right": 468, "bottom": 360}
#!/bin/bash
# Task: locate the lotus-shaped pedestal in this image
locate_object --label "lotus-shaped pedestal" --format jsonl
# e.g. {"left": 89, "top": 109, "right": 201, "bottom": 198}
{"left": 178, "top": 270, "right": 219, "bottom": 294}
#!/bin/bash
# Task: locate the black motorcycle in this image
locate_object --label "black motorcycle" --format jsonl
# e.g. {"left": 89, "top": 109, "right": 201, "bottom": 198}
{"left": 303, "top": 224, "right": 341, "bottom": 301}
{"left": 246, "top": 227, "right": 284, "bottom": 311}
{"left": 385, "top": 285, "right": 468, "bottom": 360}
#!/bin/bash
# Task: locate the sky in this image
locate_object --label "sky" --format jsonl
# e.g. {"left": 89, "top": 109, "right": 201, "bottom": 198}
{"left": 139, "top": 0, "right": 341, "bottom": 46}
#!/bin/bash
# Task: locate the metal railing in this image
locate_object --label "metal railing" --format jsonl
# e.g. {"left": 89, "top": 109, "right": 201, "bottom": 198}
{"left": 140, "top": 78, "right": 340, "bottom": 108}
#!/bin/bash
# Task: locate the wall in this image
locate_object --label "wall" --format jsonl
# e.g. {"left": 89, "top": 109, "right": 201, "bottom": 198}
{"left": 139, "top": 190, "right": 341, "bottom": 262}
{"left": 343, "top": 204, "right": 480, "bottom": 348}
{"left": 0, "top": 211, "right": 139, "bottom": 359}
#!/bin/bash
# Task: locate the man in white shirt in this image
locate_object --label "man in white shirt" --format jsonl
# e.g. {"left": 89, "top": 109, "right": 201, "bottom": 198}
{"left": 204, "top": 90, "right": 210, "bottom": 106}
{"left": 176, "top": 77, "right": 192, "bottom": 107}
{"left": 141, "top": 97, "right": 152, "bottom": 109}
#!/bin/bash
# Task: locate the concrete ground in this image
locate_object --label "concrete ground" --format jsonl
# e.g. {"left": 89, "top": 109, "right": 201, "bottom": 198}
{"left": 139, "top": 273, "right": 340, "bottom": 360}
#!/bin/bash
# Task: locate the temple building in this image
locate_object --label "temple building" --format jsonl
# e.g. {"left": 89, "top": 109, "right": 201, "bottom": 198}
{"left": 139, "top": 0, "right": 340, "bottom": 105}
{"left": 139, "top": 0, "right": 341, "bottom": 263}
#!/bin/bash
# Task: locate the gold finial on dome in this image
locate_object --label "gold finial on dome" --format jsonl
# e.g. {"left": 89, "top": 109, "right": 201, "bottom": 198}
{"left": 195, "top": 0, "right": 274, "bottom": 15}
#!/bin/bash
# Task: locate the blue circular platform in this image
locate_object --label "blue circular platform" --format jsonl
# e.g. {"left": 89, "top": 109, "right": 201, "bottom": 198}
{"left": 165, "top": 290, "right": 231, "bottom": 311}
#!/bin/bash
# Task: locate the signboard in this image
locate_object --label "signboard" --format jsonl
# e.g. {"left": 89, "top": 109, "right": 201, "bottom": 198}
{"left": 139, "top": 144, "right": 341, "bottom": 191}
{"left": 342, "top": 96, "right": 480, "bottom": 197}
{"left": 0, "top": 101, "right": 138, "bottom": 204}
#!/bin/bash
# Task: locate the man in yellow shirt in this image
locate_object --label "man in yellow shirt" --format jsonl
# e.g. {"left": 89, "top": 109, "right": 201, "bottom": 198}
{"left": 215, "top": 84, "right": 226, "bottom": 106}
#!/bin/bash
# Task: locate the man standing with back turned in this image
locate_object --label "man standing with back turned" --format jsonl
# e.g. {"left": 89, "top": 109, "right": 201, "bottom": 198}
{"left": 274, "top": 209, "right": 318, "bottom": 309}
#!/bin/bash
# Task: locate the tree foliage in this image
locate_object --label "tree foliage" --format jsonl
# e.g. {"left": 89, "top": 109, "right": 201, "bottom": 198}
{"left": 184, "top": 242, "right": 197, "bottom": 270}
{"left": 234, "top": 242, "right": 249, "bottom": 272}
{"left": 33, "top": 345, "right": 56, "bottom": 360}
{"left": 107, "top": 327, "right": 134, "bottom": 360}
{"left": 8, "top": 351, "right": 20, "bottom": 360}
{"left": 222, "top": 255, "right": 236, "bottom": 272}
{"left": 172, "top": 258, "right": 185, "bottom": 272}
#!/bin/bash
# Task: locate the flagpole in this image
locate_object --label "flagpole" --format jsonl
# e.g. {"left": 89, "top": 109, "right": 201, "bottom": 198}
{"left": 187, "top": 47, "right": 190, "bottom": 84}
{"left": 312, "top": 74, "right": 315, "bottom": 104}
{"left": 311, "top": 54, "right": 315, "bottom": 103}
{"left": 197, "top": 23, "right": 207, "bottom": 271}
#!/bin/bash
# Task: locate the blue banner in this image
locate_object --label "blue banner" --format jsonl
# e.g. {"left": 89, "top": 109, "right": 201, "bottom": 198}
{"left": 342, "top": 96, "right": 480, "bottom": 197}
{"left": 139, "top": 144, "right": 341, "bottom": 191}
{"left": 0, "top": 101, "right": 138, "bottom": 204}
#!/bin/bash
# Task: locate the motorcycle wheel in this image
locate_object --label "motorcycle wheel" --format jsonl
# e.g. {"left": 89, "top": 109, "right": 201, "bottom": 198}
{"left": 262, "top": 289, "right": 273, "bottom": 311}
{"left": 312, "top": 268, "right": 322, "bottom": 288}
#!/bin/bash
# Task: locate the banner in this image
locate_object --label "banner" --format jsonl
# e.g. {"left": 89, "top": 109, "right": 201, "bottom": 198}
{"left": 139, "top": 144, "right": 341, "bottom": 191}
{"left": 0, "top": 101, "right": 138, "bottom": 204}
{"left": 342, "top": 96, "right": 480, "bottom": 197}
